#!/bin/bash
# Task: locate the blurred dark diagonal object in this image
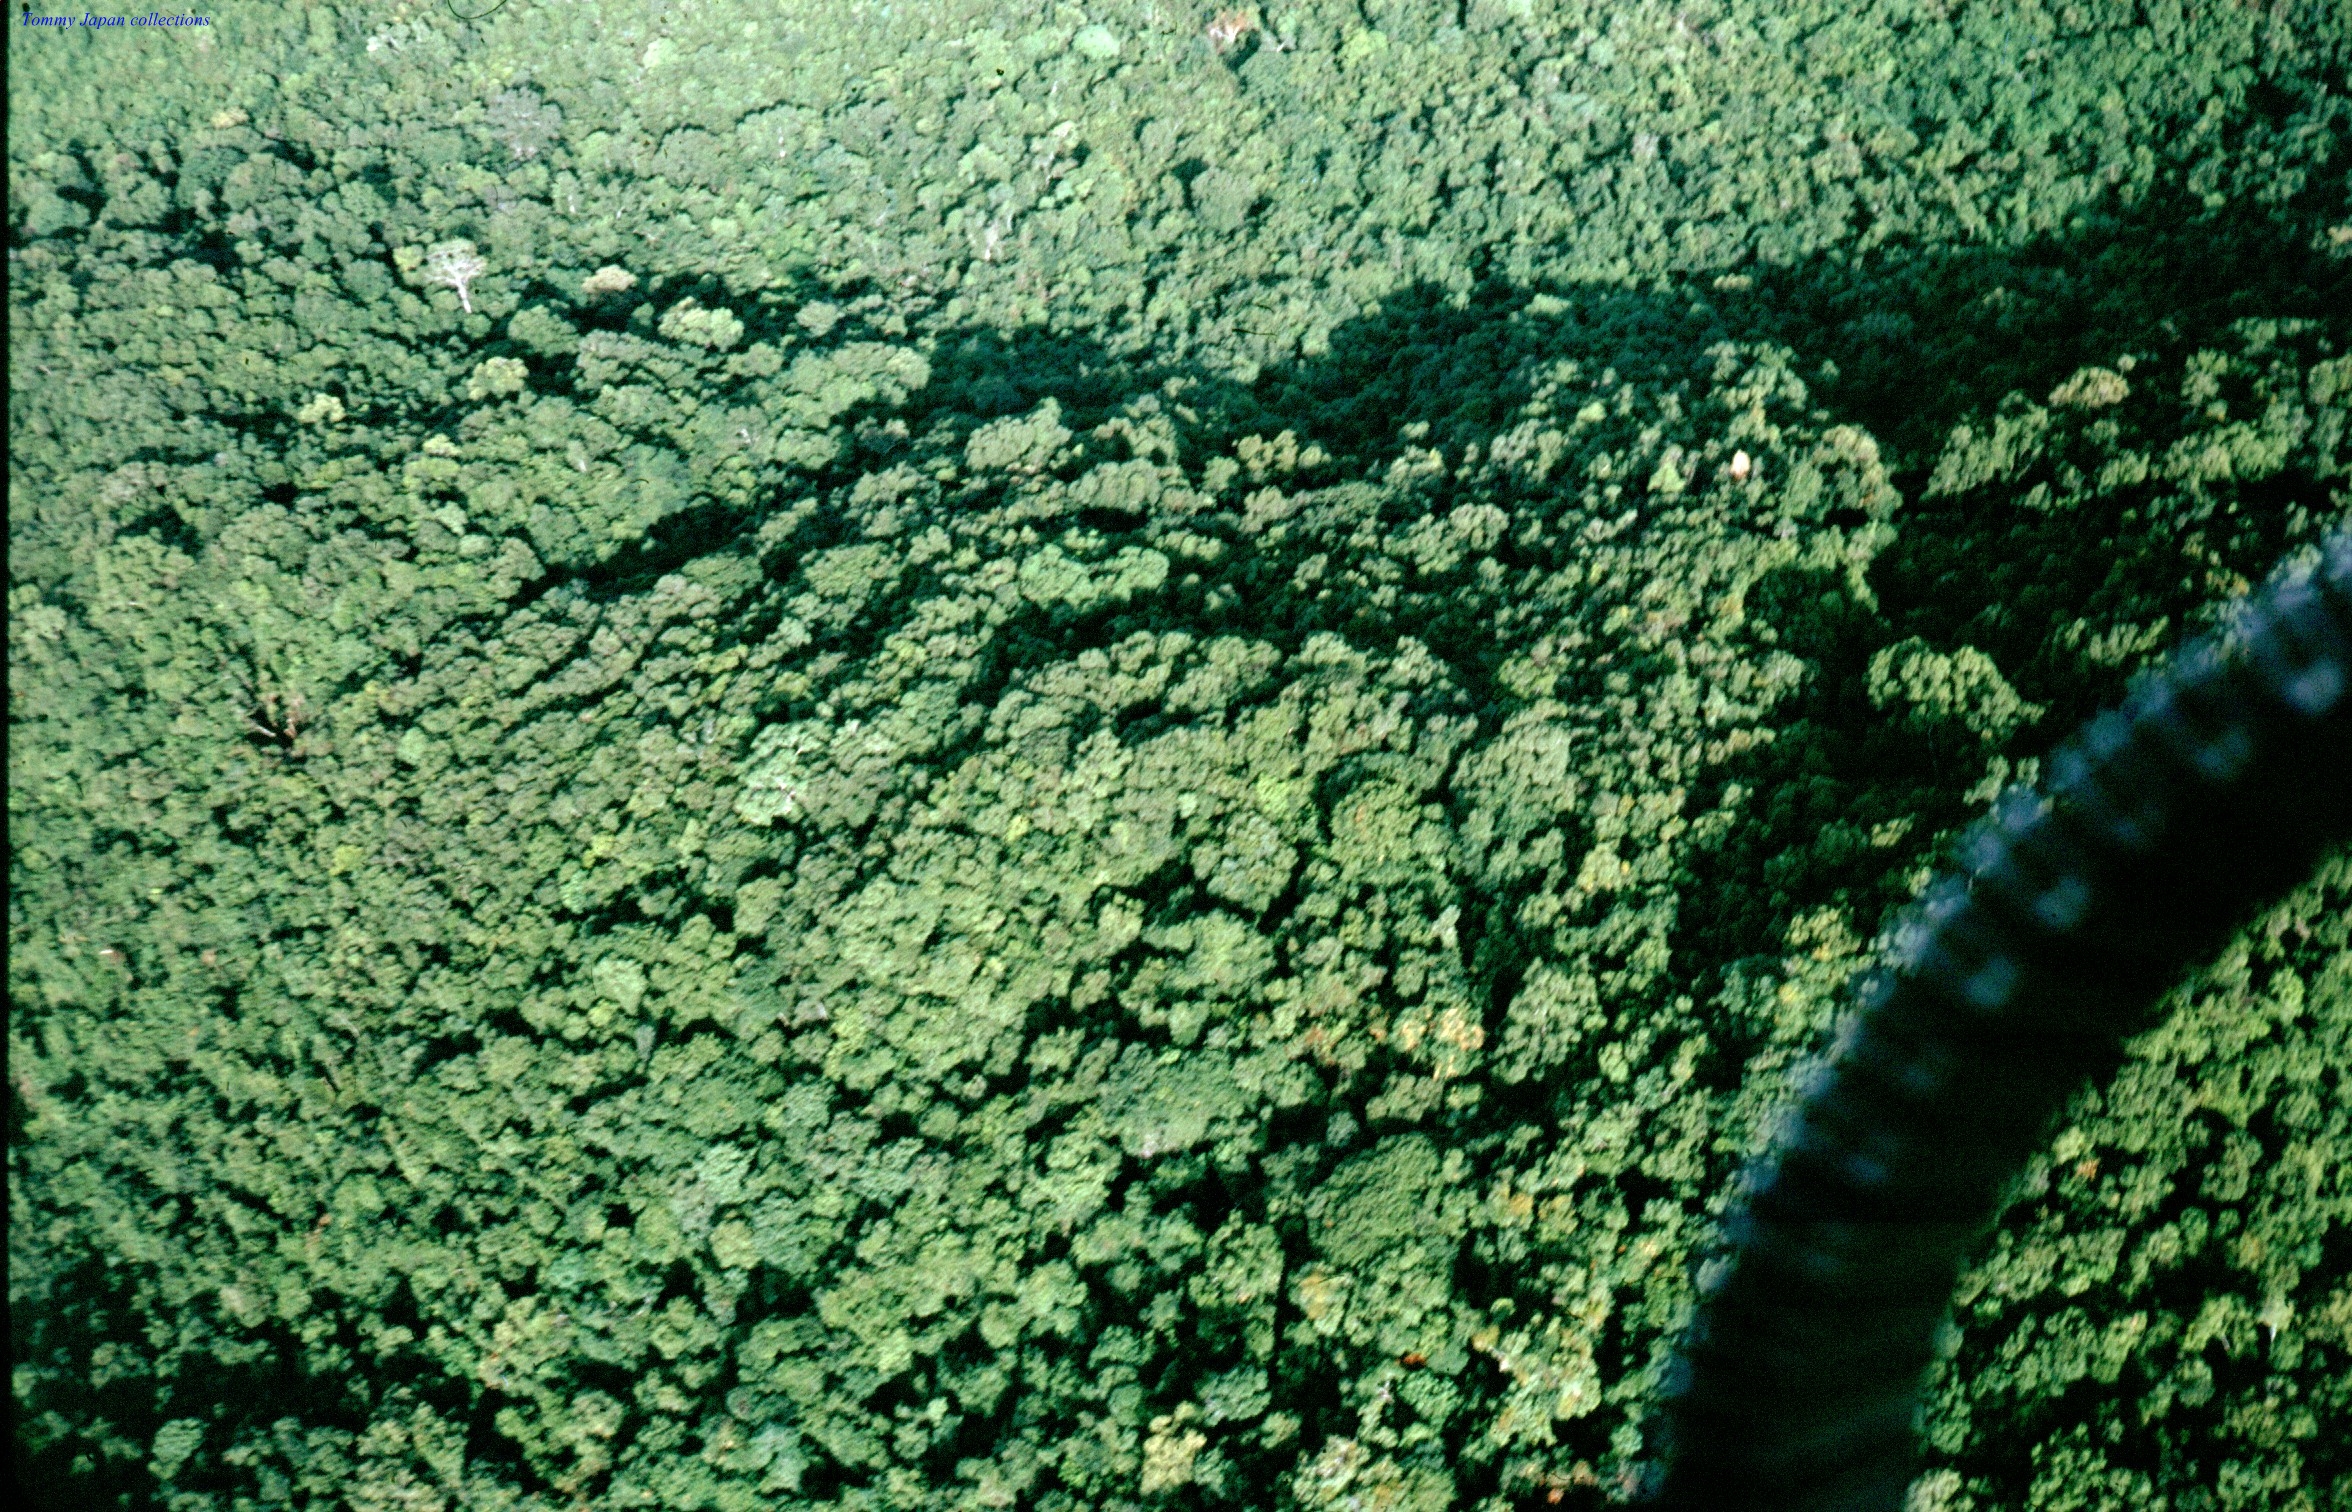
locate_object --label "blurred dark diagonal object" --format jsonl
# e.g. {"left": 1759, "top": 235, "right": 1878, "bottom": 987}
{"left": 1646, "top": 527, "right": 2352, "bottom": 1512}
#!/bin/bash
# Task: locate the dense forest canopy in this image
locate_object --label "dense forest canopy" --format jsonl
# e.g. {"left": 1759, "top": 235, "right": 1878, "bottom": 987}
{"left": 8, "top": 3, "right": 2349, "bottom": 1510}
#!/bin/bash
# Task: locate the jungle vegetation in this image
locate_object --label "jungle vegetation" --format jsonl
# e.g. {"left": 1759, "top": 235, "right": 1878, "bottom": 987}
{"left": 8, "top": 3, "right": 2350, "bottom": 1511}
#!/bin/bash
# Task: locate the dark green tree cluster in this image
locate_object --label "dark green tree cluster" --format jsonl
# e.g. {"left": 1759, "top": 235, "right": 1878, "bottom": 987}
{"left": 9, "top": 4, "right": 2349, "bottom": 1511}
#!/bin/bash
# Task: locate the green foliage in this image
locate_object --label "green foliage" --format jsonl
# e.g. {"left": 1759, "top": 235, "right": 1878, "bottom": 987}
{"left": 1915, "top": 860, "right": 2352, "bottom": 1512}
{"left": 9, "top": 4, "right": 2351, "bottom": 1512}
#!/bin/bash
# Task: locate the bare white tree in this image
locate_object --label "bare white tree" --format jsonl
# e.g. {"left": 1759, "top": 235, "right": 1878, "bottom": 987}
{"left": 483, "top": 87, "right": 562, "bottom": 162}
{"left": 424, "top": 240, "right": 487, "bottom": 314}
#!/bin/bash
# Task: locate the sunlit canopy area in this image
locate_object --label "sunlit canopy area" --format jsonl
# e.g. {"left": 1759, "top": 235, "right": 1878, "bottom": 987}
{"left": 10, "top": 3, "right": 2349, "bottom": 1509}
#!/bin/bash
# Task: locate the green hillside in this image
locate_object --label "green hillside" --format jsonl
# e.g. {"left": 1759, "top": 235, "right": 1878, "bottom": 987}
{"left": 8, "top": 3, "right": 2349, "bottom": 1509}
